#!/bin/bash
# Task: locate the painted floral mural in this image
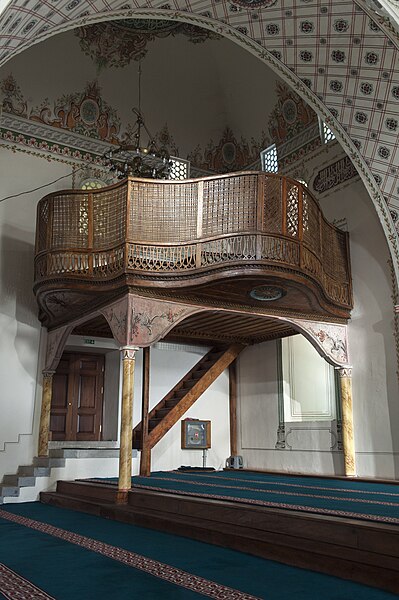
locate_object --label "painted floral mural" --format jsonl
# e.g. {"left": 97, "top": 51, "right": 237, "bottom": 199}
{"left": 76, "top": 19, "right": 221, "bottom": 70}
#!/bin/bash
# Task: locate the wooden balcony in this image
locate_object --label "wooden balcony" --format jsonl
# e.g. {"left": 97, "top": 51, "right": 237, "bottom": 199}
{"left": 34, "top": 172, "right": 352, "bottom": 328}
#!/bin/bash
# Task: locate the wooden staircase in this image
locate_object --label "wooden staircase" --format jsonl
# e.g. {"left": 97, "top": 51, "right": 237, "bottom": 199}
{"left": 133, "top": 344, "right": 244, "bottom": 451}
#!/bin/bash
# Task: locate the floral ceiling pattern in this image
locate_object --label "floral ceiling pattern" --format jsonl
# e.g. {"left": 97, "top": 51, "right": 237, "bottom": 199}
{"left": 268, "top": 82, "right": 317, "bottom": 145}
{"left": 187, "top": 126, "right": 269, "bottom": 173}
{"left": 0, "top": 73, "right": 267, "bottom": 172}
{"left": 76, "top": 19, "right": 221, "bottom": 69}
{"left": 2, "top": 75, "right": 310, "bottom": 173}
{"left": 30, "top": 80, "right": 121, "bottom": 143}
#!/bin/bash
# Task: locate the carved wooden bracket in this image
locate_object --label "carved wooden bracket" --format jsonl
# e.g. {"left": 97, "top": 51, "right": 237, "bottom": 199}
{"left": 44, "top": 324, "right": 74, "bottom": 372}
{"left": 285, "top": 318, "right": 350, "bottom": 367}
{"left": 101, "top": 294, "right": 203, "bottom": 347}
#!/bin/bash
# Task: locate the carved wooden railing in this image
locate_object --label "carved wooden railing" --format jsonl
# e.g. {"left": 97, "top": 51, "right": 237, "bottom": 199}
{"left": 34, "top": 171, "right": 352, "bottom": 309}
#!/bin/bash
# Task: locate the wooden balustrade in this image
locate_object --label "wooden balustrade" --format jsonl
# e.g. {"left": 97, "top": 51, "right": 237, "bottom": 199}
{"left": 34, "top": 171, "right": 352, "bottom": 312}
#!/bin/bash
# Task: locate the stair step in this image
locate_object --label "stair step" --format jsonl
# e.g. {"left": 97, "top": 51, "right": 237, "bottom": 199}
{"left": 155, "top": 408, "right": 170, "bottom": 419}
{"left": 18, "top": 465, "right": 51, "bottom": 478}
{"left": 165, "top": 399, "right": 179, "bottom": 409}
{"left": 192, "top": 369, "right": 208, "bottom": 379}
{"left": 181, "top": 381, "right": 194, "bottom": 390}
{"left": 0, "top": 485, "right": 20, "bottom": 498}
{"left": 33, "top": 457, "right": 66, "bottom": 468}
{"left": 149, "top": 418, "right": 162, "bottom": 430}
{"left": 2, "top": 475, "right": 36, "bottom": 488}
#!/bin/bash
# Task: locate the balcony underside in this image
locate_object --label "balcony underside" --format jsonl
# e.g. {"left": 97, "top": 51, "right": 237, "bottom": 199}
{"left": 35, "top": 265, "right": 349, "bottom": 331}
{"left": 72, "top": 308, "right": 297, "bottom": 346}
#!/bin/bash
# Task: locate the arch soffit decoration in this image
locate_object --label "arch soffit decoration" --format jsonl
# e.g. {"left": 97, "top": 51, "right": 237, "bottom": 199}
{"left": 1, "top": 1, "right": 399, "bottom": 284}
{"left": 42, "top": 295, "right": 205, "bottom": 372}
{"left": 43, "top": 293, "right": 349, "bottom": 371}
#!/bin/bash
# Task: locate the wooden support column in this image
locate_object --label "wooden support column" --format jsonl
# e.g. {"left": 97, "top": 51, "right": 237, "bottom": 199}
{"left": 229, "top": 361, "right": 238, "bottom": 457}
{"left": 38, "top": 371, "right": 55, "bottom": 457}
{"left": 338, "top": 367, "right": 356, "bottom": 477}
{"left": 140, "top": 347, "right": 151, "bottom": 477}
{"left": 118, "top": 347, "right": 138, "bottom": 497}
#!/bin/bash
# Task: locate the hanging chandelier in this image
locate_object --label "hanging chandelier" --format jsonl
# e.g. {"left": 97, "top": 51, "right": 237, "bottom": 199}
{"left": 105, "top": 63, "right": 172, "bottom": 179}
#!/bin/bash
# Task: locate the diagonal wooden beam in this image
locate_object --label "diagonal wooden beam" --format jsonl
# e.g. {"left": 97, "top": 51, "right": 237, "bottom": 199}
{"left": 147, "top": 343, "right": 244, "bottom": 449}
{"left": 132, "top": 347, "right": 223, "bottom": 447}
{"left": 140, "top": 347, "right": 151, "bottom": 476}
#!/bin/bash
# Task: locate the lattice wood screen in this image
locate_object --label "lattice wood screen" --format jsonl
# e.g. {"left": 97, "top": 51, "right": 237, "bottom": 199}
{"left": 202, "top": 175, "right": 258, "bottom": 237}
{"left": 51, "top": 194, "right": 89, "bottom": 249}
{"left": 93, "top": 184, "right": 126, "bottom": 250}
{"left": 36, "top": 198, "right": 50, "bottom": 253}
{"left": 302, "top": 192, "right": 321, "bottom": 257}
{"left": 35, "top": 172, "right": 352, "bottom": 312}
{"left": 129, "top": 181, "right": 198, "bottom": 243}
{"left": 263, "top": 176, "right": 282, "bottom": 234}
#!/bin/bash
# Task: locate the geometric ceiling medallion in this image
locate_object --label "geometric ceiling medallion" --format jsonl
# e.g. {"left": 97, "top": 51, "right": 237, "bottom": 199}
{"left": 230, "top": 0, "right": 278, "bottom": 8}
{"left": 249, "top": 285, "right": 286, "bottom": 301}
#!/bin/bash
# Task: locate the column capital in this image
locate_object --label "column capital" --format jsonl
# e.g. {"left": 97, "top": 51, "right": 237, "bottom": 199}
{"left": 120, "top": 346, "right": 139, "bottom": 360}
{"left": 337, "top": 367, "right": 352, "bottom": 378}
{"left": 42, "top": 370, "right": 55, "bottom": 378}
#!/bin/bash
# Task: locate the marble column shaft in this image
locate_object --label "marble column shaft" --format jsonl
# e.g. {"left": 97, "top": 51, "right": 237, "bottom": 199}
{"left": 119, "top": 348, "right": 137, "bottom": 492}
{"left": 339, "top": 368, "right": 356, "bottom": 477}
{"left": 38, "top": 372, "right": 55, "bottom": 457}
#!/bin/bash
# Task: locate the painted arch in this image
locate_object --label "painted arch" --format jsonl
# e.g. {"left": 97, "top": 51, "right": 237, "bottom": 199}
{"left": 1, "top": 0, "right": 399, "bottom": 283}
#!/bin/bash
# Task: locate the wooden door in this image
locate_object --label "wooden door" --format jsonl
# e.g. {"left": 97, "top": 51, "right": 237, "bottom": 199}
{"left": 50, "top": 352, "right": 105, "bottom": 441}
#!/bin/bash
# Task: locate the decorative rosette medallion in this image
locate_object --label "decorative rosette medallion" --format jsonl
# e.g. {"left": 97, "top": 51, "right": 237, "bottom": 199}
{"left": 230, "top": 0, "right": 278, "bottom": 8}
{"left": 249, "top": 285, "right": 286, "bottom": 301}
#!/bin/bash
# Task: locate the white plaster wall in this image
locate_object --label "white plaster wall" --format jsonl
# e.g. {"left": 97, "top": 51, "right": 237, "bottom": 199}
{"left": 321, "top": 179, "right": 399, "bottom": 479}
{"left": 237, "top": 341, "right": 344, "bottom": 476}
{"left": 237, "top": 171, "right": 399, "bottom": 479}
{"left": 0, "top": 150, "right": 73, "bottom": 478}
{"left": 132, "top": 343, "right": 230, "bottom": 474}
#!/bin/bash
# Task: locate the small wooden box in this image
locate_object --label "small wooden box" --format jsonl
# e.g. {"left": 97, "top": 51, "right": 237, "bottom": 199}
{"left": 181, "top": 419, "right": 211, "bottom": 449}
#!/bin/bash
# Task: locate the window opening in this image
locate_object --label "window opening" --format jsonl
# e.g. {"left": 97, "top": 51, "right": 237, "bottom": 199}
{"left": 260, "top": 144, "right": 278, "bottom": 173}
{"left": 319, "top": 117, "right": 336, "bottom": 144}
{"left": 169, "top": 157, "right": 190, "bottom": 180}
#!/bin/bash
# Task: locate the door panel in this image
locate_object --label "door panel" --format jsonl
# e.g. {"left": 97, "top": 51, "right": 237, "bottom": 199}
{"left": 50, "top": 356, "right": 72, "bottom": 440}
{"left": 50, "top": 352, "right": 104, "bottom": 441}
{"left": 79, "top": 375, "right": 97, "bottom": 408}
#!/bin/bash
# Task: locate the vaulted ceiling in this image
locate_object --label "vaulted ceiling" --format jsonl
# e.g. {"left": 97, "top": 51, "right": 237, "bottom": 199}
{"left": 1, "top": 0, "right": 399, "bottom": 282}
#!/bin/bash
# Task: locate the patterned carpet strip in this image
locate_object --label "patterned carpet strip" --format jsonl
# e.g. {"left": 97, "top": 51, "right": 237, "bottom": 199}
{"left": 0, "top": 564, "right": 55, "bottom": 600}
{"left": 0, "top": 502, "right": 397, "bottom": 600}
{"left": 0, "top": 509, "right": 258, "bottom": 600}
{"left": 86, "top": 470, "right": 399, "bottom": 524}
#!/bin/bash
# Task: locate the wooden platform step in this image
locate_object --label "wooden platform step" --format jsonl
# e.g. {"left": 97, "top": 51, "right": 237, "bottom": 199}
{"left": 40, "top": 480, "right": 399, "bottom": 595}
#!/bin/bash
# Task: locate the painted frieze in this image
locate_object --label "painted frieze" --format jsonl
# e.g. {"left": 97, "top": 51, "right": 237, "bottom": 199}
{"left": 312, "top": 156, "right": 358, "bottom": 195}
{"left": 30, "top": 81, "right": 120, "bottom": 144}
{"left": 188, "top": 126, "right": 269, "bottom": 173}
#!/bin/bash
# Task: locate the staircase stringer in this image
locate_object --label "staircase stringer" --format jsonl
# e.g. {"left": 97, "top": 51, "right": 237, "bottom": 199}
{"left": 147, "top": 343, "right": 245, "bottom": 449}
{"left": 133, "top": 347, "right": 224, "bottom": 441}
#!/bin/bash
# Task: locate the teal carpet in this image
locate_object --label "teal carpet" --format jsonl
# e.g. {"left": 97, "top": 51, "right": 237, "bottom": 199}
{"left": 87, "top": 470, "right": 399, "bottom": 524}
{"left": 0, "top": 502, "right": 398, "bottom": 599}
